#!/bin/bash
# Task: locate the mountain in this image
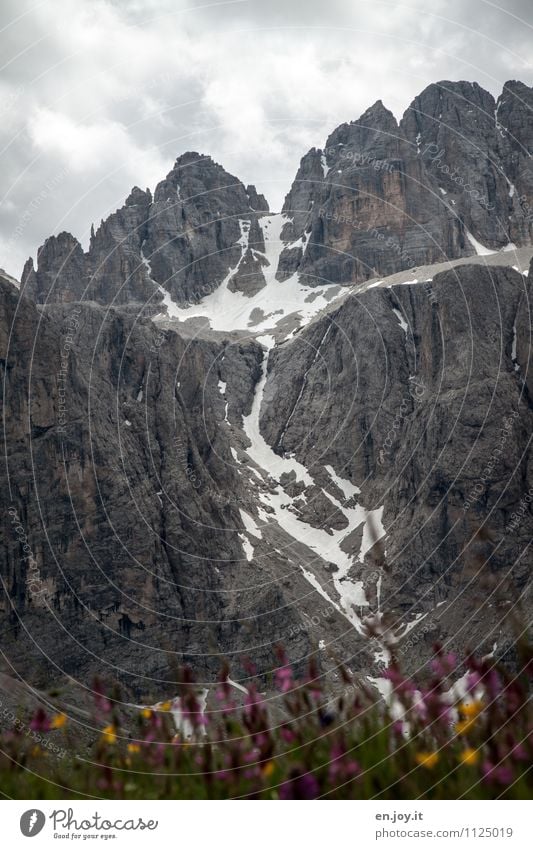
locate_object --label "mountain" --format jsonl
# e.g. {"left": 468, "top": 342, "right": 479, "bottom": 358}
{"left": 1, "top": 79, "right": 532, "bottom": 701}
{"left": 279, "top": 80, "right": 533, "bottom": 288}
{"left": 21, "top": 153, "right": 269, "bottom": 308}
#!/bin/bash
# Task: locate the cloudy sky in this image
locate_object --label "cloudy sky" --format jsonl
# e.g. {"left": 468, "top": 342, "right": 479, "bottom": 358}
{"left": 1, "top": 0, "right": 531, "bottom": 278}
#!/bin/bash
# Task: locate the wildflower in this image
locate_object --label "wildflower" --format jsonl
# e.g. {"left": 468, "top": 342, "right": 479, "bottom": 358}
{"left": 50, "top": 712, "right": 67, "bottom": 729}
{"left": 465, "top": 671, "right": 483, "bottom": 693}
{"left": 93, "top": 679, "right": 112, "bottom": 714}
{"left": 159, "top": 701, "right": 172, "bottom": 712}
{"left": 510, "top": 743, "right": 528, "bottom": 762}
{"left": 328, "top": 742, "right": 360, "bottom": 782}
{"left": 280, "top": 725, "right": 296, "bottom": 743}
{"left": 279, "top": 769, "right": 320, "bottom": 799}
{"left": 482, "top": 762, "right": 514, "bottom": 785}
{"left": 459, "top": 699, "right": 484, "bottom": 719}
{"left": 29, "top": 708, "right": 50, "bottom": 732}
{"left": 215, "top": 769, "right": 230, "bottom": 781}
{"left": 415, "top": 751, "right": 439, "bottom": 769}
{"left": 430, "top": 652, "right": 457, "bottom": 677}
{"left": 275, "top": 665, "right": 293, "bottom": 694}
{"left": 127, "top": 743, "right": 140, "bottom": 754}
{"left": 455, "top": 719, "right": 475, "bottom": 736}
{"left": 140, "top": 708, "right": 152, "bottom": 719}
{"left": 262, "top": 761, "right": 275, "bottom": 778}
{"left": 459, "top": 748, "right": 479, "bottom": 766}
{"left": 101, "top": 724, "right": 117, "bottom": 744}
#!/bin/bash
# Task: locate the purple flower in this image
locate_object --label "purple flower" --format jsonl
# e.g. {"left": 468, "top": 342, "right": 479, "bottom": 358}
{"left": 29, "top": 709, "right": 50, "bottom": 732}
{"left": 281, "top": 725, "right": 296, "bottom": 743}
{"left": 466, "top": 671, "right": 483, "bottom": 693}
{"left": 275, "top": 665, "right": 294, "bottom": 694}
{"left": 482, "top": 761, "right": 514, "bottom": 785}
{"left": 279, "top": 769, "right": 320, "bottom": 799}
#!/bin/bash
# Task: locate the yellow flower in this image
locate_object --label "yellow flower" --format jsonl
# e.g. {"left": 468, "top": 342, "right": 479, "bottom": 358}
{"left": 50, "top": 712, "right": 67, "bottom": 729}
{"left": 140, "top": 708, "right": 152, "bottom": 719}
{"left": 415, "top": 751, "right": 439, "bottom": 769}
{"left": 127, "top": 743, "right": 141, "bottom": 753}
{"left": 459, "top": 748, "right": 479, "bottom": 766}
{"left": 101, "top": 724, "right": 117, "bottom": 744}
{"left": 262, "top": 761, "right": 275, "bottom": 777}
{"left": 159, "top": 701, "right": 172, "bottom": 712}
{"left": 455, "top": 718, "right": 475, "bottom": 736}
{"left": 460, "top": 699, "right": 484, "bottom": 719}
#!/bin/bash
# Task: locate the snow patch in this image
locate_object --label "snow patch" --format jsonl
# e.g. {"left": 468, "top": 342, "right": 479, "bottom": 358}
{"left": 359, "top": 506, "right": 386, "bottom": 562}
{"left": 392, "top": 307, "right": 409, "bottom": 335}
{"left": 511, "top": 321, "right": 521, "bottom": 372}
{"left": 465, "top": 230, "right": 495, "bottom": 256}
{"left": 239, "top": 534, "right": 254, "bottom": 562}
{"left": 155, "top": 214, "right": 342, "bottom": 338}
{"left": 325, "top": 464, "right": 361, "bottom": 498}
{"left": 242, "top": 336, "right": 314, "bottom": 486}
{"left": 239, "top": 509, "right": 263, "bottom": 540}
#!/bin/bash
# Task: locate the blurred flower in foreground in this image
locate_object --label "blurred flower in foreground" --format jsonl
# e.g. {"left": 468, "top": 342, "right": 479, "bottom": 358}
{"left": 459, "top": 748, "right": 479, "bottom": 766}
{"left": 415, "top": 751, "right": 439, "bottom": 769}
{"left": 50, "top": 712, "right": 67, "bottom": 729}
{"left": 101, "top": 724, "right": 117, "bottom": 745}
{"left": 279, "top": 769, "right": 320, "bottom": 799}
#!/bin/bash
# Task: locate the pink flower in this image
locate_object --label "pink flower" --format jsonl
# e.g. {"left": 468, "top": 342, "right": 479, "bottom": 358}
{"left": 482, "top": 761, "right": 514, "bottom": 785}
{"left": 275, "top": 665, "right": 294, "bottom": 694}
{"left": 281, "top": 725, "right": 296, "bottom": 743}
{"left": 510, "top": 743, "right": 528, "bottom": 762}
{"left": 466, "top": 671, "right": 483, "bottom": 693}
{"left": 93, "top": 679, "right": 112, "bottom": 714}
{"left": 30, "top": 709, "right": 50, "bottom": 732}
{"left": 279, "top": 770, "right": 320, "bottom": 799}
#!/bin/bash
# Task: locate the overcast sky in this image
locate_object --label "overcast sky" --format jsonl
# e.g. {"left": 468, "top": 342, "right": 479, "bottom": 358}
{"left": 1, "top": 0, "right": 531, "bottom": 278}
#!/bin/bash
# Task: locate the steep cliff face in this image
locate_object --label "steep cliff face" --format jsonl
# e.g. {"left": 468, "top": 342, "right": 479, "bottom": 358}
{"left": 3, "top": 78, "right": 533, "bottom": 697}
{"left": 143, "top": 153, "right": 269, "bottom": 302}
{"left": 2, "top": 278, "right": 337, "bottom": 696}
{"left": 21, "top": 154, "right": 269, "bottom": 308}
{"left": 401, "top": 80, "right": 533, "bottom": 249}
{"left": 497, "top": 80, "right": 533, "bottom": 243}
{"left": 279, "top": 80, "right": 533, "bottom": 289}
{"left": 259, "top": 262, "right": 532, "bottom": 661}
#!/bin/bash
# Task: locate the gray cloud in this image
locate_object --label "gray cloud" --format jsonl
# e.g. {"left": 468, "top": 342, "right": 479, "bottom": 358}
{"left": 0, "top": 0, "right": 531, "bottom": 278}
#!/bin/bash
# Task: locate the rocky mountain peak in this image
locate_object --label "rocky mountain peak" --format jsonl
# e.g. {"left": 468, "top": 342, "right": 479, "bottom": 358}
{"left": 277, "top": 78, "right": 533, "bottom": 291}
{"left": 246, "top": 184, "right": 269, "bottom": 212}
{"left": 22, "top": 232, "right": 85, "bottom": 303}
{"left": 358, "top": 98, "right": 399, "bottom": 129}
{"left": 125, "top": 186, "right": 152, "bottom": 207}
{"left": 17, "top": 78, "right": 533, "bottom": 309}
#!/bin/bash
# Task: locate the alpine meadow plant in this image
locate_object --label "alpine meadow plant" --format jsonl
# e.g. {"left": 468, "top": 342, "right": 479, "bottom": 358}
{"left": 0, "top": 642, "right": 531, "bottom": 800}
